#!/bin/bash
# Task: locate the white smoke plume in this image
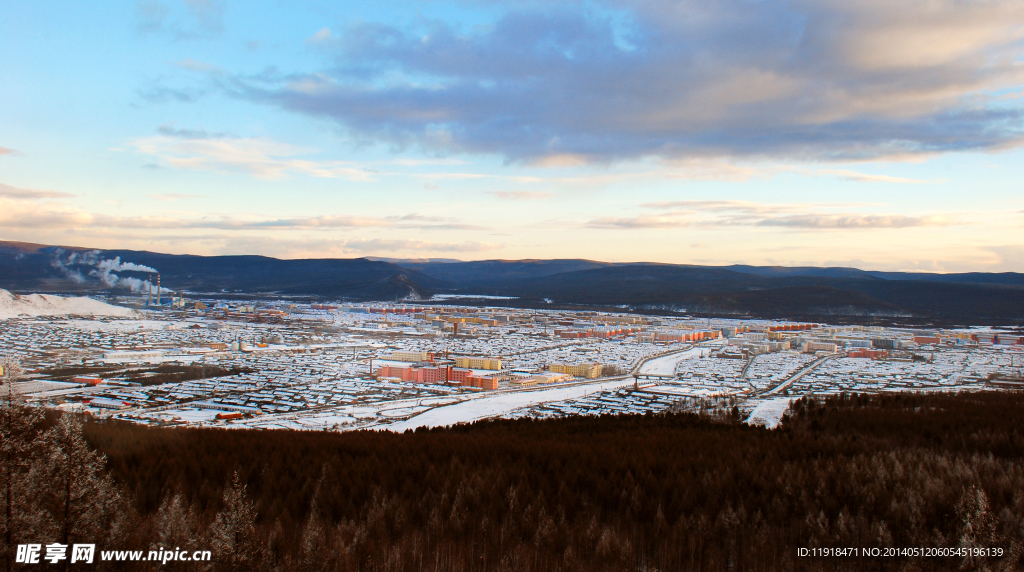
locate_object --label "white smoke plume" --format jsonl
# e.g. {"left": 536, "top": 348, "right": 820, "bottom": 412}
{"left": 90, "top": 257, "right": 157, "bottom": 288}
{"left": 49, "top": 250, "right": 170, "bottom": 294}
{"left": 49, "top": 252, "right": 87, "bottom": 283}
{"left": 68, "top": 250, "right": 103, "bottom": 266}
{"left": 114, "top": 276, "right": 153, "bottom": 293}
{"left": 114, "top": 260, "right": 157, "bottom": 273}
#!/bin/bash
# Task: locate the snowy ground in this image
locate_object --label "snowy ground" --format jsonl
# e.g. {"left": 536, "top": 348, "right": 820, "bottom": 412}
{"left": 0, "top": 289, "right": 138, "bottom": 319}
{"left": 638, "top": 347, "right": 704, "bottom": 375}
{"left": 430, "top": 294, "right": 519, "bottom": 300}
{"left": 746, "top": 398, "right": 793, "bottom": 429}
{"left": 12, "top": 380, "right": 83, "bottom": 394}
{"left": 642, "top": 384, "right": 725, "bottom": 397}
{"left": 386, "top": 378, "right": 637, "bottom": 431}
{"left": 60, "top": 319, "right": 191, "bottom": 332}
{"left": 11, "top": 380, "right": 81, "bottom": 392}
{"left": 141, "top": 407, "right": 228, "bottom": 423}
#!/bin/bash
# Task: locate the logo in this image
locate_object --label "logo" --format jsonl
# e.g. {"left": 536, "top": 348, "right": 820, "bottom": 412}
{"left": 15, "top": 544, "right": 95, "bottom": 565}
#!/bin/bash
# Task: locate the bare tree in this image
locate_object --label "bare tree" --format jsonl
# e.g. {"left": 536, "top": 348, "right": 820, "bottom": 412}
{"left": 0, "top": 355, "right": 45, "bottom": 572}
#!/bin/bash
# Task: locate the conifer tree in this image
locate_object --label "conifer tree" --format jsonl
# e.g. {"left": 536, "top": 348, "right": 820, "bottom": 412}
{"left": 155, "top": 492, "right": 202, "bottom": 571}
{"left": 298, "top": 499, "right": 328, "bottom": 572}
{"left": 31, "top": 413, "right": 121, "bottom": 552}
{"left": 0, "top": 355, "right": 45, "bottom": 572}
{"left": 208, "top": 471, "right": 262, "bottom": 572}
{"left": 957, "top": 485, "right": 998, "bottom": 570}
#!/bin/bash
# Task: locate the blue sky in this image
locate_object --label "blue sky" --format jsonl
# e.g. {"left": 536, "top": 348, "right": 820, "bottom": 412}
{"left": 1, "top": 0, "right": 1023, "bottom": 271}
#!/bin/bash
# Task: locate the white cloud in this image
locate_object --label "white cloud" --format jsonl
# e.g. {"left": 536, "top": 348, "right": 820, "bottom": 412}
{"left": 755, "top": 214, "right": 954, "bottom": 229}
{"left": 0, "top": 183, "right": 75, "bottom": 199}
{"left": 132, "top": 136, "right": 376, "bottom": 180}
{"left": 589, "top": 200, "right": 963, "bottom": 229}
{"left": 981, "top": 245, "right": 1024, "bottom": 272}
{"left": 307, "top": 27, "right": 333, "bottom": 47}
{"left": 340, "top": 239, "right": 503, "bottom": 254}
{"left": 416, "top": 172, "right": 489, "bottom": 181}
{"left": 147, "top": 193, "right": 204, "bottom": 201}
{"left": 0, "top": 196, "right": 481, "bottom": 232}
{"left": 586, "top": 214, "right": 689, "bottom": 229}
{"left": 809, "top": 169, "right": 930, "bottom": 184}
{"left": 0, "top": 198, "right": 95, "bottom": 228}
{"left": 487, "top": 191, "right": 552, "bottom": 201}
{"left": 641, "top": 200, "right": 786, "bottom": 213}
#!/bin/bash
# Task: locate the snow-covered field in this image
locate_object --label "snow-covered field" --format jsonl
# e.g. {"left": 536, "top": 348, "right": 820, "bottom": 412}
{"left": 61, "top": 319, "right": 190, "bottom": 332}
{"left": 144, "top": 407, "right": 227, "bottom": 423}
{"left": 12, "top": 380, "right": 82, "bottom": 394}
{"left": 746, "top": 398, "right": 793, "bottom": 429}
{"left": 0, "top": 289, "right": 137, "bottom": 319}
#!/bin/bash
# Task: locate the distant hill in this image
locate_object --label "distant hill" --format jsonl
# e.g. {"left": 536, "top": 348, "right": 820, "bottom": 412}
{"left": 406, "top": 263, "right": 1023, "bottom": 322}
{"left": 725, "top": 264, "right": 1024, "bottom": 287}
{"left": 394, "top": 259, "right": 614, "bottom": 287}
{"left": 0, "top": 241, "right": 441, "bottom": 301}
{"left": 1, "top": 240, "right": 1022, "bottom": 323}
{"left": 389, "top": 260, "right": 1024, "bottom": 322}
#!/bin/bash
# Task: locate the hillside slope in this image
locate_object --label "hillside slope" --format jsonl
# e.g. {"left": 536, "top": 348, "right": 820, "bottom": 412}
{"left": 0, "top": 241, "right": 441, "bottom": 300}
{"left": 2, "top": 240, "right": 1022, "bottom": 322}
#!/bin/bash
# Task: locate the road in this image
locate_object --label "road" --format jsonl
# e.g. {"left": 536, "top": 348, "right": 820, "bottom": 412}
{"left": 385, "top": 377, "right": 639, "bottom": 431}
{"left": 761, "top": 354, "right": 838, "bottom": 397}
{"left": 636, "top": 345, "right": 712, "bottom": 376}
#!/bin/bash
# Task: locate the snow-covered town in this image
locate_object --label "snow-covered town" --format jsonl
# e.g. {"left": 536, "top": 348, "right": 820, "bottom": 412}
{"left": 2, "top": 288, "right": 1022, "bottom": 432}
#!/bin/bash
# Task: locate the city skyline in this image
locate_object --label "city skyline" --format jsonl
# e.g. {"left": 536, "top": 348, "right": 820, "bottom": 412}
{"left": 2, "top": 0, "right": 1024, "bottom": 272}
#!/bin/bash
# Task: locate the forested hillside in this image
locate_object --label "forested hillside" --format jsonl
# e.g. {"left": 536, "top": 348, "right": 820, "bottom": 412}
{"left": 5, "top": 383, "right": 1024, "bottom": 571}
{"left": 4, "top": 240, "right": 1024, "bottom": 323}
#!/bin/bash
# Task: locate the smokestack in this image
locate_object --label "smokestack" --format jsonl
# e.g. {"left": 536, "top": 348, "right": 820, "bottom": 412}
{"left": 157, "top": 274, "right": 161, "bottom": 306}
{"left": 147, "top": 279, "right": 152, "bottom": 306}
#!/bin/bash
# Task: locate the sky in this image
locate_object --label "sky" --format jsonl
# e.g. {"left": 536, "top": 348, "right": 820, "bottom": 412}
{"left": 1, "top": 0, "right": 1023, "bottom": 272}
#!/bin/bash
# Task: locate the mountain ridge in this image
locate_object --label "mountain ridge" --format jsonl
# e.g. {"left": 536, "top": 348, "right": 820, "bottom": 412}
{"left": 2, "top": 240, "right": 1022, "bottom": 323}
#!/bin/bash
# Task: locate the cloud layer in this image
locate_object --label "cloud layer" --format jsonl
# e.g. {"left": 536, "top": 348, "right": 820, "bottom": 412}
{"left": 0, "top": 183, "right": 75, "bottom": 199}
{"left": 206, "top": 0, "right": 1024, "bottom": 163}
{"left": 487, "top": 190, "right": 552, "bottom": 201}
{"left": 0, "top": 193, "right": 481, "bottom": 232}
{"left": 132, "top": 134, "right": 375, "bottom": 180}
{"left": 587, "top": 200, "right": 959, "bottom": 229}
